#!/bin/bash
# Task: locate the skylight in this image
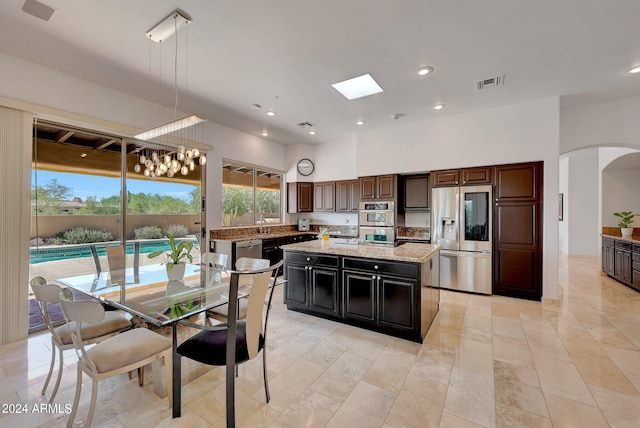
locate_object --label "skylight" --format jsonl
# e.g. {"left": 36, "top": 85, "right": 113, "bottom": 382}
{"left": 331, "top": 74, "right": 384, "bottom": 100}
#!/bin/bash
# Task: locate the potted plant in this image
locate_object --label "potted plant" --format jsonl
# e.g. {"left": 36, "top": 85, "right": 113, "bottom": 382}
{"left": 148, "top": 226, "right": 194, "bottom": 280}
{"left": 613, "top": 211, "right": 637, "bottom": 236}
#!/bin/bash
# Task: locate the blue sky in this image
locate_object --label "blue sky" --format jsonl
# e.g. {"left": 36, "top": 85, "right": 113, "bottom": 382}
{"left": 32, "top": 170, "right": 198, "bottom": 202}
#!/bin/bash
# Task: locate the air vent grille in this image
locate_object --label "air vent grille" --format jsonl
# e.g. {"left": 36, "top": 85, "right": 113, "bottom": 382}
{"left": 476, "top": 74, "right": 505, "bottom": 91}
{"left": 297, "top": 121, "right": 315, "bottom": 128}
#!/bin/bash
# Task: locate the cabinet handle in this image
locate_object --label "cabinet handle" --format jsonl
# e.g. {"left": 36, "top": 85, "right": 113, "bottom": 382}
{"left": 377, "top": 276, "right": 381, "bottom": 280}
{"left": 305, "top": 266, "right": 308, "bottom": 271}
{"left": 309, "top": 266, "right": 313, "bottom": 271}
{"left": 371, "top": 275, "right": 376, "bottom": 280}
{"left": 306, "top": 257, "right": 310, "bottom": 262}
{"left": 374, "top": 265, "right": 379, "bottom": 270}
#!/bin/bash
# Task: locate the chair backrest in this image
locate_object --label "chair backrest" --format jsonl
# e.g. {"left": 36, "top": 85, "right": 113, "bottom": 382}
{"left": 30, "top": 280, "right": 65, "bottom": 338}
{"left": 106, "top": 245, "right": 126, "bottom": 286}
{"left": 235, "top": 259, "right": 283, "bottom": 359}
{"left": 202, "top": 252, "right": 228, "bottom": 269}
{"left": 59, "top": 294, "right": 106, "bottom": 374}
{"left": 235, "top": 257, "right": 270, "bottom": 271}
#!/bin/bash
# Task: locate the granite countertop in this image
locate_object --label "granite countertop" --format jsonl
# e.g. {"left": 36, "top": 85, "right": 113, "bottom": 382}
{"left": 396, "top": 235, "right": 430, "bottom": 242}
{"left": 281, "top": 239, "right": 440, "bottom": 263}
{"left": 601, "top": 234, "right": 640, "bottom": 243}
{"left": 212, "top": 231, "right": 314, "bottom": 243}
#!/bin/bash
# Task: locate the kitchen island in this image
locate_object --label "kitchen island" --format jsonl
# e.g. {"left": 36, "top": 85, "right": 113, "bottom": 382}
{"left": 281, "top": 239, "right": 440, "bottom": 342}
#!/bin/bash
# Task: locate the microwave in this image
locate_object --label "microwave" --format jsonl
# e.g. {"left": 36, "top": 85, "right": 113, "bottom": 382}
{"left": 359, "top": 226, "right": 395, "bottom": 245}
{"left": 359, "top": 201, "right": 395, "bottom": 227}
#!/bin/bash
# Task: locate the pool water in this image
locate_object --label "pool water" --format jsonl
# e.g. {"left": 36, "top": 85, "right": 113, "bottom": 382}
{"left": 30, "top": 240, "right": 200, "bottom": 264}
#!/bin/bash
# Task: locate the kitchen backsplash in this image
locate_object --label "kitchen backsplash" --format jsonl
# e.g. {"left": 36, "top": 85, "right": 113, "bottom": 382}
{"left": 210, "top": 224, "right": 359, "bottom": 239}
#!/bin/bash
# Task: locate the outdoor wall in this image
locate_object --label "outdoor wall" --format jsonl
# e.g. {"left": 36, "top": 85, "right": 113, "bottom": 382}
{"left": 30, "top": 214, "right": 201, "bottom": 241}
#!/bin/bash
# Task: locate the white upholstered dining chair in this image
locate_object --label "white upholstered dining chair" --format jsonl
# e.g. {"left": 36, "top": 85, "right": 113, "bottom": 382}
{"left": 59, "top": 291, "right": 173, "bottom": 428}
{"left": 29, "top": 277, "right": 132, "bottom": 404}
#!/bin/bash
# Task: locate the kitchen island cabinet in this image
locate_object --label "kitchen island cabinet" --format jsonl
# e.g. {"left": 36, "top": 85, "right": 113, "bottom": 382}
{"left": 282, "top": 240, "right": 440, "bottom": 342}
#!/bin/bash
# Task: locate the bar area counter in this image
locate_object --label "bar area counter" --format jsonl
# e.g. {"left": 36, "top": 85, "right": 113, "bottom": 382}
{"left": 280, "top": 239, "right": 440, "bottom": 342}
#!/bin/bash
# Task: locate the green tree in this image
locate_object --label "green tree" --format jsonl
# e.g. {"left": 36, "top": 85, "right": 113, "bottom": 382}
{"left": 31, "top": 179, "right": 73, "bottom": 215}
{"left": 222, "top": 186, "right": 252, "bottom": 226}
{"left": 256, "top": 189, "right": 280, "bottom": 215}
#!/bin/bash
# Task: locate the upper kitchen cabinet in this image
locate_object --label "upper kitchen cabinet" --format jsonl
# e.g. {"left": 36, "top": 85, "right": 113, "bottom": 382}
{"left": 288, "top": 182, "right": 314, "bottom": 213}
{"left": 431, "top": 167, "right": 493, "bottom": 187}
{"left": 336, "top": 180, "right": 359, "bottom": 212}
{"left": 360, "top": 174, "right": 397, "bottom": 200}
{"left": 430, "top": 169, "right": 460, "bottom": 187}
{"left": 493, "top": 161, "right": 543, "bottom": 301}
{"left": 461, "top": 167, "right": 493, "bottom": 185}
{"left": 314, "top": 181, "right": 336, "bottom": 212}
{"left": 402, "top": 174, "right": 430, "bottom": 211}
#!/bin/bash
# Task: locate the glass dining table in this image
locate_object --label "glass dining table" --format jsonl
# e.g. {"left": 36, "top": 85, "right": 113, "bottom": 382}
{"left": 56, "top": 262, "right": 283, "bottom": 420}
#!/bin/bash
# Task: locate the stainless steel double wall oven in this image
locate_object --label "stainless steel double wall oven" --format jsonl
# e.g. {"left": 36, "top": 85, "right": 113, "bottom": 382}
{"left": 358, "top": 201, "right": 395, "bottom": 245}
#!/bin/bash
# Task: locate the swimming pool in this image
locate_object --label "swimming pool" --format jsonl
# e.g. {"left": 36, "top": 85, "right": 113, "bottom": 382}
{"left": 30, "top": 240, "right": 200, "bottom": 264}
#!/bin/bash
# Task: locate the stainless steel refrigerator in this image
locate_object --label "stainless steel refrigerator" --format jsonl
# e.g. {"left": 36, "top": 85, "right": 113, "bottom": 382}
{"left": 431, "top": 185, "right": 492, "bottom": 294}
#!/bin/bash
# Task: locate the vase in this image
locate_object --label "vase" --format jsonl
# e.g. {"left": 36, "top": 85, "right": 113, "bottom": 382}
{"left": 166, "top": 262, "right": 186, "bottom": 280}
{"left": 621, "top": 227, "right": 633, "bottom": 236}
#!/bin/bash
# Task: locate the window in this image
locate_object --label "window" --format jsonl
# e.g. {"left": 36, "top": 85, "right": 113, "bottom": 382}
{"left": 222, "top": 160, "right": 282, "bottom": 227}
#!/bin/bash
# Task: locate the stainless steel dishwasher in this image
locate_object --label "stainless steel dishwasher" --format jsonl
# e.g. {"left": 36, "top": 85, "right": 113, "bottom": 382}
{"left": 234, "top": 239, "right": 263, "bottom": 268}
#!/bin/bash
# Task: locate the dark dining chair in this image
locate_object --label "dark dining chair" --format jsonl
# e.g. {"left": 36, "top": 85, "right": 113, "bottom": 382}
{"left": 177, "top": 259, "right": 283, "bottom": 425}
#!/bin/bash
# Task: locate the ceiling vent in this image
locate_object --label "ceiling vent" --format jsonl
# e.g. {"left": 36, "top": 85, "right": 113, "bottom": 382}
{"left": 476, "top": 74, "right": 505, "bottom": 91}
{"left": 297, "top": 121, "right": 315, "bottom": 128}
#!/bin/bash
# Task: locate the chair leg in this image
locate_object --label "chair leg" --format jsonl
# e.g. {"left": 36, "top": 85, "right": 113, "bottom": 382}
{"left": 66, "top": 365, "right": 83, "bottom": 428}
{"left": 263, "top": 348, "right": 270, "bottom": 403}
{"left": 85, "top": 378, "right": 99, "bottom": 428}
{"left": 138, "top": 366, "right": 144, "bottom": 387}
{"left": 41, "top": 338, "right": 56, "bottom": 396}
{"left": 48, "top": 346, "right": 65, "bottom": 403}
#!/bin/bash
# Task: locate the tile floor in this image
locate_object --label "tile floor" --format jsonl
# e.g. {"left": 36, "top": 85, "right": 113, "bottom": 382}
{"left": 2, "top": 254, "right": 640, "bottom": 427}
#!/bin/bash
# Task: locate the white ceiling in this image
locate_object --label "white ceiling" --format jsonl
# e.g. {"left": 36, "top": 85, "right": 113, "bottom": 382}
{"left": 1, "top": 0, "right": 640, "bottom": 145}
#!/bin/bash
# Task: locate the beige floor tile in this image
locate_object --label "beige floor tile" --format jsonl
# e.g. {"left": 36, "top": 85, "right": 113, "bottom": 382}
{"left": 493, "top": 335, "right": 533, "bottom": 363}
{"left": 495, "top": 378, "right": 548, "bottom": 417}
{"left": 589, "top": 384, "right": 640, "bottom": 427}
{"left": 362, "top": 346, "right": 415, "bottom": 394}
{"left": 453, "top": 336, "right": 494, "bottom": 376}
{"left": 410, "top": 345, "right": 455, "bottom": 385}
{"left": 601, "top": 344, "right": 640, "bottom": 393}
{"left": 443, "top": 367, "right": 495, "bottom": 427}
{"left": 534, "top": 357, "right": 596, "bottom": 405}
{"left": 385, "top": 375, "right": 447, "bottom": 428}
{"left": 495, "top": 402, "right": 552, "bottom": 428}
{"left": 492, "top": 316, "right": 526, "bottom": 339}
{"left": 493, "top": 359, "right": 541, "bottom": 389}
{"left": 439, "top": 411, "right": 486, "bottom": 428}
{"left": 268, "top": 389, "right": 341, "bottom": 428}
{"left": 544, "top": 392, "right": 609, "bottom": 428}
{"left": 325, "top": 382, "right": 395, "bottom": 428}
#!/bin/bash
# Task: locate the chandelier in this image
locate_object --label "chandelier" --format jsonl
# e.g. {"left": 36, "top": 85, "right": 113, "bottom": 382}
{"left": 133, "top": 145, "right": 206, "bottom": 179}
{"left": 134, "top": 10, "right": 206, "bottom": 179}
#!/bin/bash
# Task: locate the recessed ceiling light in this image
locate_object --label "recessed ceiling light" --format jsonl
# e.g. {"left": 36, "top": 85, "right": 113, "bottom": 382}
{"left": 261, "top": 131, "right": 269, "bottom": 137}
{"left": 266, "top": 110, "right": 277, "bottom": 116}
{"left": 309, "top": 130, "right": 317, "bottom": 135}
{"left": 356, "top": 120, "right": 365, "bottom": 125}
{"left": 416, "top": 66, "right": 434, "bottom": 76}
{"left": 434, "top": 103, "right": 445, "bottom": 110}
{"left": 628, "top": 66, "right": 640, "bottom": 74}
{"left": 331, "top": 74, "right": 384, "bottom": 100}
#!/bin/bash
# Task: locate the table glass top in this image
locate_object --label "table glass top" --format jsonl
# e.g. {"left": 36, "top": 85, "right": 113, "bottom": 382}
{"left": 56, "top": 263, "right": 254, "bottom": 326}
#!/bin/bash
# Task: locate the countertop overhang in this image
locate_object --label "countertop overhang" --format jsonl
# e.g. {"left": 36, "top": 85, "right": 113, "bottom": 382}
{"left": 281, "top": 239, "right": 440, "bottom": 263}
{"left": 601, "top": 234, "right": 640, "bottom": 243}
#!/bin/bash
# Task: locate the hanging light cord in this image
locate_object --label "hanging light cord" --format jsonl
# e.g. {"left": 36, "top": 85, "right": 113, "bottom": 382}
{"left": 173, "top": 13, "right": 179, "bottom": 121}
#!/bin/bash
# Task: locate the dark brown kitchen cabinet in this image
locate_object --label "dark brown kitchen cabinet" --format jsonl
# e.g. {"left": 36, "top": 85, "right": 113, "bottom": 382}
{"left": 314, "top": 181, "right": 336, "bottom": 212}
{"left": 360, "top": 174, "right": 396, "bottom": 200}
{"left": 283, "top": 252, "right": 340, "bottom": 317}
{"left": 633, "top": 244, "right": 640, "bottom": 291}
{"left": 343, "top": 271, "right": 376, "bottom": 322}
{"left": 603, "top": 237, "right": 639, "bottom": 292}
{"left": 461, "top": 167, "right": 493, "bottom": 185}
{"left": 287, "top": 182, "right": 313, "bottom": 213}
{"left": 602, "top": 237, "right": 615, "bottom": 276}
{"left": 402, "top": 174, "right": 430, "bottom": 211}
{"left": 336, "top": 180, "right": 359, "bottom": 212}
{"left": 493, "top": 161, "right": 543, "bottom": 301}
{"left": 431, "top": 169, "right": 460, "bottom": 187}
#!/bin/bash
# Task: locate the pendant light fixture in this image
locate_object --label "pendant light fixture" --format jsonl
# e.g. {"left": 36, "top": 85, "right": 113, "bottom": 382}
{"left": 134, "top": 10, "right": 206, "bottom": 179}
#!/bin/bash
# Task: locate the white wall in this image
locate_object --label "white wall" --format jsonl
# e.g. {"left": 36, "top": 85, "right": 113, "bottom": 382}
{"left": 602, "top": 167, "right": 640, "bottom": 228}
{"left": 561, "top": 95, "right": 640, "bottom": 153}
{"left": 559, "top": 156, "right": 569, "bottom": 254}
{"left": 564, "top": 149, "right": 600, "bottom": 256}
